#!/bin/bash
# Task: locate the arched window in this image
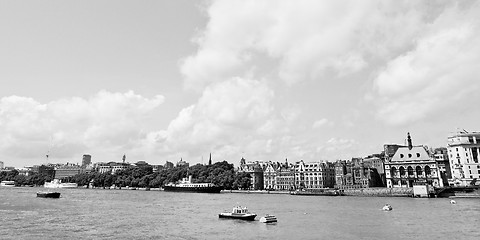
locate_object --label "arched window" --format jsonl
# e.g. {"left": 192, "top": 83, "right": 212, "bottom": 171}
{"left": 407, "top": 166, "right": 414, "bottom": 176}
{"left": 399, "top": 167, "right": 406, "bottom": 177}
{"left": 425, "top": 166, "right": 431, "bottom": 176}
{"left": 416, "top": 166, "right": 423, "bottom": 177}
{"left": 391, "top": 167, "right": 397, "bottom": 177}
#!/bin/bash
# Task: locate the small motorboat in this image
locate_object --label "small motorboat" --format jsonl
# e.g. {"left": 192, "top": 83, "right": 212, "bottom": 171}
{"left": 219, "top": 206, "right": 257, "bottom": 221}
{"left": 382, "top": 204, "right": 393, "bottom": 211}
{"left": 37, "top": 192, "right": 61, "bottom": 198}
{"left": 259, "top": 214, "right": 277, "bottom": 223}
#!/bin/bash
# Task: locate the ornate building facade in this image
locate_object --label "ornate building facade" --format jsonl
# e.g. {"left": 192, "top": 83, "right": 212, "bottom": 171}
{"left": 295, "top": 160, "right": 335, "bottom": 189}
{"left": 238, "top": 158, "right": 264, "bottom": 190}
{"left": 384, "top": 133, "right": 442, "bottom": 188}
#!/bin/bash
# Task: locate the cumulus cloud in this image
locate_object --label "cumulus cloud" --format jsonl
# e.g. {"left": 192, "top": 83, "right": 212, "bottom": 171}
{"left": 373, "top": 2, "right": 480, "bottom": 125}
{"left": 312, "top": 118, "right": 330, "bottom": 129}
{"left": 180, "top": 0, "right": 438, "bottom": 89}
{"left": 0, "top": 91, "right": 164, "bottom": 165}
{"left": 163, "top": 77, "right": 275, "bottom": 155}
{"left": 181, "top": 0, "right": 480, "bottom": 128}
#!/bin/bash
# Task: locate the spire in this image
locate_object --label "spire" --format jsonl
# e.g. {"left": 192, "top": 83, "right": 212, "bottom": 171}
{"left": 122, "top": 154, "right": 126, "bottom": 163}
{"left": 208, "top": 153, "right": 212, "bottom": 165}
{"left": 407, "top": 132, "right": 413, "bottom": 150}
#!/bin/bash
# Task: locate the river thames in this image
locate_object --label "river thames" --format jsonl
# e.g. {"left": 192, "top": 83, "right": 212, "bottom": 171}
{"left": 1, "top": 187, "right": 479, "bottom": 240}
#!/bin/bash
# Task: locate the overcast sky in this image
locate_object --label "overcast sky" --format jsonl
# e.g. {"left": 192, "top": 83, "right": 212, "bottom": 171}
{"left": 1, "top": 0, "right": 479, "bottom": 168}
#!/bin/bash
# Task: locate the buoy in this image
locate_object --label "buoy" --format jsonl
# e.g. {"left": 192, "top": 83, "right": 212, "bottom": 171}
{"left": 382, "top": 204, "right": 393, "bottom": 211}
{"left": 450, "top": 199, "right": 456, "bottom": 204}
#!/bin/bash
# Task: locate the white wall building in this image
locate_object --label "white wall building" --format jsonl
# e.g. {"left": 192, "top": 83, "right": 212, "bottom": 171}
{"left": 447, "top": 131, "right": 480, "bottom": 186}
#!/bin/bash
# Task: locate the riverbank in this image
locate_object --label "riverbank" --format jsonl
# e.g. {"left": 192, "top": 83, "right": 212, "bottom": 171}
{"left": 223, "top": 188, "right": 414, "bottom": 197}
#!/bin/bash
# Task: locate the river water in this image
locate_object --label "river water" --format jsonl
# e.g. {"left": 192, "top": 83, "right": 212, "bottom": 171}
{"left": 0, "top": 187, "right": 479, "bottom": 240}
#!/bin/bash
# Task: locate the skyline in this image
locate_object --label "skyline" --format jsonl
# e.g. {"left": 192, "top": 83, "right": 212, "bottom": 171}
{"left": 1, "top": 0, "right": 479, "bottom": 168}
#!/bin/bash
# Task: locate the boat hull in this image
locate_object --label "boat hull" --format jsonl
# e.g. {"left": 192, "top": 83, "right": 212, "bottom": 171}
{"left": 163, "top": 185, "right": 222, "bottom": 193}
{"left": 290, "top": 190, "right": 343, "bottom": 196}
{"left": 218, "top": 213, "right": 257, "bottom": 221}
{"left": 37, "top": 192, "right": 61, "bottom": 198}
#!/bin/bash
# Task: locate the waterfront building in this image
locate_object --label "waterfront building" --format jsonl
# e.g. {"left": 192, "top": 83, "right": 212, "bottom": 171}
{"left": 384, "top": 133, "right": 442, "bottom": 188}
{"left": 263, "top": 161, "right": 279, "bottom": 190}
{"left": 274, "top": 159, "right": 295, "bottom": 191}
{"left": 432, "top": 147, "right": 451, "bottom": 186}
{"left": 335, "top": 158, "right": 383, "bottom": 189}
{"left": 96, "top": 162, "right": 130, "bottom": 174}
{"left": 54, "top": 163, "right": 82, "bottom": 179}
{"left": 447, "top": 131, "right": 480, "bottom": 186}
{"left": 238, "top": 158, "right": 264, "bottom": 190}
{"left": 363, "top": 153, "right": 386, "bottom": 186}
{"left": 295, "top": 160, "right": 335, "bottom": 189}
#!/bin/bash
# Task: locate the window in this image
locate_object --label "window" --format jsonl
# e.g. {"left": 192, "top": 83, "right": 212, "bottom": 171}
{"left": 408, "top": 154, "right": 412, "bottom": 158}
{"left": 400, "top": 154, "right": 404, "bottom": 158}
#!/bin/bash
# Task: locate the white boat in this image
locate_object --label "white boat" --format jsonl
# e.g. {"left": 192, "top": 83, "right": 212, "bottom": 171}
{"left": 44, "top": 179, "right": 78, "bottom": 188}
{"left": 259, "top": 214, "right": 277, "bottom": 223}
{"left": 0, "top": 181, "right": 15, "bottom": 187}
{"left": 219, "top": 206, "right": 257, "bottom": 221}
{"left": 382, "top": 204, "right": 393, "bottom": 211}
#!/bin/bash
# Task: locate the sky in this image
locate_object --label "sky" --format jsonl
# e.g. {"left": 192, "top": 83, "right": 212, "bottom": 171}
{"left": 1, "top": 0, "right": 479, "bottom": 168}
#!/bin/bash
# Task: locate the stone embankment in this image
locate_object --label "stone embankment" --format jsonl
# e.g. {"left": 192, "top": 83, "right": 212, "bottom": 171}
{"left": 224, "top": 188, "right": 414, "bottom": 197}
{"left": 341, "top": 187, "right": 413, "bottom": 197}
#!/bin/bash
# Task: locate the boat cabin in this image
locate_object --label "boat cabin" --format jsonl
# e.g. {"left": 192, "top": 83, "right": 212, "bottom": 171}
{"left": 232, "top": 206, "right": 249, "bottom": 214}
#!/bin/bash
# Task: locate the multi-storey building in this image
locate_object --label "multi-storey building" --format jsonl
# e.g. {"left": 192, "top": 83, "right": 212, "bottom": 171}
{"left": 447, "top": 131, "right": 480, "bottom": 186}
{"left": 96, "top": 162, "right": 130, "bottom": 174}
{"left": 164, "top": 161, "right": 174, "bottom": 169}
{"left": 384, "top": 133, "right": 442, "bottom": 188}
{"left": 263, "top": 161, "right": 279, "bottom": 190}
{"left": 82, "top": 154, "right": 92, "bottom": 167}
{"left": 295, "top": 160, "right": 335, "bottom": 189}
{"left": 275, "top": 161, "right": 294, "bottom": 191}
{"left": 335, "top": 158, "right": 383, "bottom": 189}
{"left": 54, "top": 163, "right": 82, "bottom": 179}
{"left": 432, "top": 147, "right": 451, "bottom": 186}
{"left": 238, "top": 158, "right": 264, "bottom": 190}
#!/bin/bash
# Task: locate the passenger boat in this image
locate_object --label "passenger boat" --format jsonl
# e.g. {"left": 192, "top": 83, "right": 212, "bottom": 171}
{"left": 44, "top": 179, "right": 78, "bottom": 189}
{"left": 163, "top": 176, "right": 222, "bottom": 193}
{"left": 37, "top": 192, "right": 61, "bottom": 198}
{"left": 219, "top": 206, "right": 257, "bottom": 221}
{"left": 259, "top": 214, "right": 277, "bottom": 223}
{"left": 0, "top": 181, "right": 15, "bottom": 187}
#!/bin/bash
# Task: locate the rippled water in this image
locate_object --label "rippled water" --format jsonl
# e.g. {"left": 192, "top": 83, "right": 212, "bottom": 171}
{"left": 1, "top": 187, "right": 479, "bottom": 240}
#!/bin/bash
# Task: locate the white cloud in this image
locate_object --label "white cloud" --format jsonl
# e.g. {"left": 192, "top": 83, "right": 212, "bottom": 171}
{"left": 312, "top": 118, "right": 329, "bottom": 129}
{"left": 0, "top": 91, "right": 164, "bottom": 166}
{"left": 163, "top": 77, "right": 275, "bottom": 155}
{"left": 373, "top": 3, "right": 480, "bottom": 125}
{"left": 180, "top": 0, "right": 437, "bottom": 89}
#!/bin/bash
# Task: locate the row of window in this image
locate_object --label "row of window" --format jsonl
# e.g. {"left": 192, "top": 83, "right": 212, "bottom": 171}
{"left": 399, "top": 153, "right": 421, "bottom": 158}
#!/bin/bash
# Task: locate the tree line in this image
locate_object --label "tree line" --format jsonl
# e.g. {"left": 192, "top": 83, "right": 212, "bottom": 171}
{"left": 0, "top": 161, "right": 252, "bottom": 190}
